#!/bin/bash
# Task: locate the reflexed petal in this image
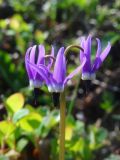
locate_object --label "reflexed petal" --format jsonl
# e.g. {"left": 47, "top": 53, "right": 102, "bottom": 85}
{"left": 29, "top": 45, "right": 37, "bottom": 63}
{"left": 82, "top": 35, "right": 92, "bottom": 73}
{"left": 96, "top": 38, "right": 101, "bottom": 57}
{"left": 92, "top": 42, "right": 111, "bottom": 71}
{"left": 53, "top": 47, "right": 66, "bottom": 83}
{"left": 25, "top": 47, "right": 32, "bottom": 61}
{"left": 92, "top": 57, "right": 102, "bottom": 72}
{"left": 100, "top": 42, "right": 111, "bottom": 62}
{"left": 64, "top": 56, "right": 86, "bottom": 85}
{"left": 92, "top": 38, "right": 102, "bottom": 71}
{"left": 27, "top": 60, "right": 50, "bottom": 84}
{"left": 82, "top": 58, "right": 91, "bottom": 73}
{"left": 25, "top": 62, "right": 34, "bottom": 80}
{"left": 85, "top": 35, "right": 92, "bottom": 61}
{"left": 80, "top": 37, "right": 85, "bottom": 63}
{"left": 25, "top": 47, "right": 33, "bottom": 79}
{"left": 37, "top": 45, "right": 45, "bottom": 65}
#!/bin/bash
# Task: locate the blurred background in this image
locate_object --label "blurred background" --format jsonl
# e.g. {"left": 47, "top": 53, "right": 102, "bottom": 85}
{"left": 0, "top": 0, "right": 120, "bottom": 160}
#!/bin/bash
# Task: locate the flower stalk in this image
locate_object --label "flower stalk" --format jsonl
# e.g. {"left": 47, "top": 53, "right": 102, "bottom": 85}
{"left": 58, "top": 45, "right": 84, "bottom": 160}
{"left": 64, "top": 44, "right": 84, "bottom": 56}
{"left": 59, "top": 91, "right": 66, "bottom": 160}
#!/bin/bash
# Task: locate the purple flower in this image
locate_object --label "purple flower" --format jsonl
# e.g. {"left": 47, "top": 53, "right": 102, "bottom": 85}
{"left": 80, "top": 35, "right": 111, "bottom": 80}
{"left": 25, "top": 44, "right": 54, "bottom": 88}
{"left": 26, "top": 47, "right": 86, "bottom": 92}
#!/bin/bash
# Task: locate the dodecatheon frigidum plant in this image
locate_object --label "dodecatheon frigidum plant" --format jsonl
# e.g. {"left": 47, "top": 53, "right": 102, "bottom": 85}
{"left": 80, "top": 35, "right": 111, "bottom": 80}
{"left": 27, "top": 47, "right": 86, "bottom": 93}
{"left": 25, "top": 40, "right": 111, "bottom": 160}
{"left": 25, "top": 44, "right": 54, "bottom": 88}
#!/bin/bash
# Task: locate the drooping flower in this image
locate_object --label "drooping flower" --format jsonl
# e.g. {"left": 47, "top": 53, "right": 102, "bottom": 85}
{"left": 80, "top": 35, "right": 111, "bottom": 80}
{"left": 25, "top": 44, "right": 54, "bottom": 88}
{"left": 27, "top": 47, "right": 86, "bottom": 92}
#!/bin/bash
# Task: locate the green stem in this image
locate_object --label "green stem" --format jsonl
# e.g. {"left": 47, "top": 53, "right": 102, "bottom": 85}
{"left": 59, "top": 91, "right": 66, "bottom": 160}
{"left": 64, "top": 44, "right": 83, "bottom": 115}
{"left": 68, "top": 74, "right": 81, "bottom": 115}
{"left": 64, "top": 45, "right": 84, "bottom": 56}
{"left": 58, "top": 44, "right": 83, "bottom": 160}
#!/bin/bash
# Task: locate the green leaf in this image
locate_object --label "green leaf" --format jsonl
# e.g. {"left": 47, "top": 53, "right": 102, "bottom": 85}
{"left": 16, "top": 138, "right": 28, "bottom": 152}
{"left": 89, "top": 126, "right": 108, "bottom": 150}
{"left": 18, "top": 112, "right": 42, "bottom": 132}
{"left": 13, "top": 108, "right": 30, "bottom": 123}
{"left": 65, "top": 115, "right": 75, "bottom": 140}
{"left": 35, "top": 110, "right": 59, "bottom": 137}
{"left": 70, "top": 137, "right": 84, "bottom": 152}
{"left": 100, "top": 91, "right": 114, "bottom": 113}
{"left": 6, "top": 134, "right": 15, "bottom": 149}
{"left": 0, "top": 121, "right": 15, "bottom": 149}
{"left": 43, "top": 110, "right": 60, "bottom": 128}
{"left": 69, "top": 137, "right": 93, "bottom": 160}
{"left": 0, "top": 121, "right": 15, "bottom": 137}
{"left": 5, "top": 93, "right": 24, "bottom": 115}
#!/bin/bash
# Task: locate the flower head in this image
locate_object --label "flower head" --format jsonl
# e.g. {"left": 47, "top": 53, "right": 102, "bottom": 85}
{"left": 25, "top": 44, "right": 54, "bottom": 88}
{"left": 27, "top": 47, "right": 86, "bottom": 92}
{"left": 80, "top": 35, "right": 111, "bottom": 80}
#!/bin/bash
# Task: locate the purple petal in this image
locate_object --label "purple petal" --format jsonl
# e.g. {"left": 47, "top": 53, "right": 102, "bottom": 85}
{"left": 91, "top": 38, "right": 101, "bottom": 71}
{"left": 29, "top": 45, "right": 37, "bottom": 63}
{"left": 80, "top": 37, "right": 85, "bottom": 63}
{"left": 92, "top": 57, "right": 102, "bottom": 72}
{"left": 25, "top": 47, "right": 32, "bottom": 62}
{"left": 85, "top": 35, "right": 92, "bottom": 62}
{"left": 100, "top": 42, "right": 111, "bottom": 62}
{"left": 37, "top": 45, "right": 45, "bottom": 65}
{"left": 25, "top": 47, "right": 33, "bottom": 80}
{"left": 47, "top": 76, "right": 64, "bottom": 92}
{"left": 27, "top": 60, "right": 50, "bottom": 84}
{"left": 64, "top": 56, "right": 86, "bottom": 85}
{"left": 92, "top": 42, "right": 111, "bottom": 72}
{"left": 96, "top": 38, "right": 101, "bottom": 57}
{"left": 82, "top": 35, "right": 92, "bottom": 73}
{"left": 53, "top": 47, "right": 66, "bottom": 83}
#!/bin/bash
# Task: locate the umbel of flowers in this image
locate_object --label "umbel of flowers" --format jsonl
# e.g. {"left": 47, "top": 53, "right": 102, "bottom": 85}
{"left": 25, "top": 35, "right": 111, "bottom": 91}
{"left": 25, "top": 35, "right": 111, "bottom": 160}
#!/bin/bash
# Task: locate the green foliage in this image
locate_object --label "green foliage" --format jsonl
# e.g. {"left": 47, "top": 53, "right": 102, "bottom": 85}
{"left": 12, "top": 108, "right": 29, "bottom": 123}
{"left": 35, "top": 109, "right": 60, "bottom": 137}
{"left": 65, "top": 118, "right": 108, "bottom": 160}
{"left": 100, "top": 91, "right": 115, "bottom": 113}
{"left": 0, "top": 120, "right": 15, "bottom": 148}
{"left": 0, "top": 52, "right": 26, "bottom": 92}
{"left": 88, "top": 125, "right": 108, "bottom": 149}
{"left": 0, "top": 92, "right": 109, "bottom": 159}
{"left": 5, "top": 93, "right": 24, "bottom": 115}
{"left": 16, "top": 138, "right": 28, "bottom": 152}
{"left": 0, "top": 155, "right": 9, "bottom": 160}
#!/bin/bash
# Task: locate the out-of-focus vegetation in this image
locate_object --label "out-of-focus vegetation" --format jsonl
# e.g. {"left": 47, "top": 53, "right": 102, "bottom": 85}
{"left": 0, "top": 0, "right": 120, "bottom": 160}
{"left": 0, "top": 93, "right": 108, "bottom": 160}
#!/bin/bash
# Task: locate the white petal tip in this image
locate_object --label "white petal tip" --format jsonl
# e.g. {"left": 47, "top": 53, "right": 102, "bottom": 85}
{"left": 48, "top": 84, "right": 64, "bottom": 93}
{"left": 81, "top": 73, "right": 96, "bottom": 80}
{"left": 29, "top": 80, "right": 43, "bottom": 88}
